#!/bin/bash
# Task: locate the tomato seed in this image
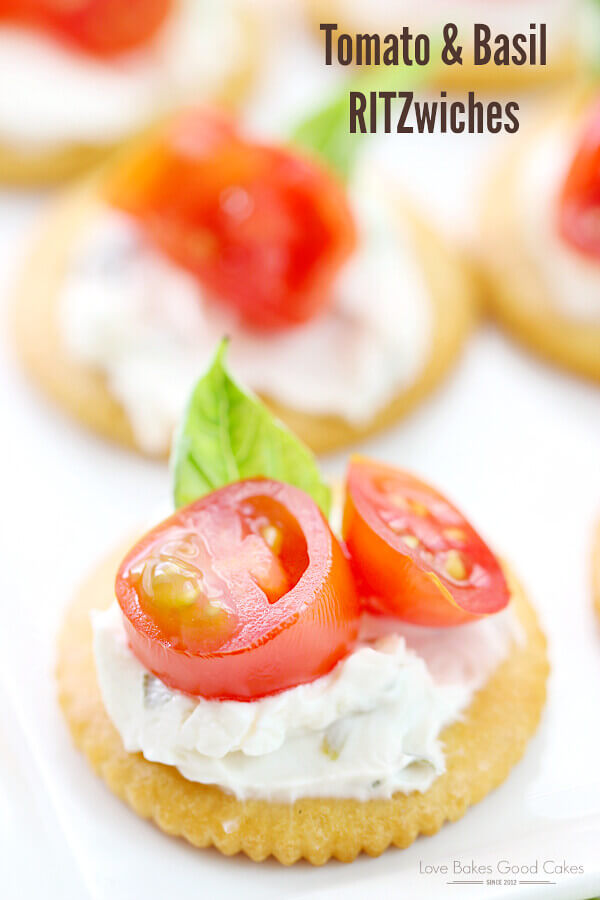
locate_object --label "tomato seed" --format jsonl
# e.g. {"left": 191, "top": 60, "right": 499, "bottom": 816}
{"left": 444, "top": 550, "right": 467, "bottom": 581}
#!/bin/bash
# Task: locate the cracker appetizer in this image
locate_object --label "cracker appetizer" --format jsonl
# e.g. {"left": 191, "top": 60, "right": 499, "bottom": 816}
{"left": 305, "top": 0, "right": 577, "bottom": 90}
{"left": 57, "top": 344, "right": 548, "bottom": 864}
{"left": 481, "top": 88, "right": 600, "bottom": 381}
{"left": 15, "top": 103, "right": 474, "bottom": 455}
{"left": 0, "top": 0, "right": 256, "bottom": 183}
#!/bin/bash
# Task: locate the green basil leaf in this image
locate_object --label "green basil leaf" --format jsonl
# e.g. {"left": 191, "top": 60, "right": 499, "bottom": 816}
{"left": 290, "top": 87, "right": 362, "bottom": 182}
{"left": 290, "top": 62, "right": 437, "bottom": 180}
{"left": 171, "top": 340, "right": 331, "bottom": 516}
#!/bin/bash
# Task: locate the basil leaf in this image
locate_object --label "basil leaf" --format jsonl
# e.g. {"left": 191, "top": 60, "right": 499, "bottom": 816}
{"left": 291, "top": 87, "right": 362, "bottom": 182}
{"left": 171, "top": 340, "right": 331, "bottom": 516}
{"left": 290, "top": 62, "right": 436, "bottom": 180}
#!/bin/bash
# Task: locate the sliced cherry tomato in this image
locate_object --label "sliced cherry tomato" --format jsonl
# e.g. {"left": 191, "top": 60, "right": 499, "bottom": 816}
{"left": 116, "top": 479, "right": 359, "bottom": 700}
{"left": 559, "top": 101, "right": 600, "bottom": 260}
{"left": 105, "top": 108, "right": 357, "bottom": 331}
{"left": 0, "top": 0, "right": 171, "bottom": 56}
{"left": 342, "top": 458, "right": 510, "bottom": 627}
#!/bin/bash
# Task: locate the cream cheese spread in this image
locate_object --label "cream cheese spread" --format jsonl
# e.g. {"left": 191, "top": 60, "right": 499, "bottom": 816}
{"left": 93, "top": 602, "right": 520, "bottom": 802}
{"left": 59, "top": 161, "right": 432, "bottom": 454}
{"left": 0, "top": 0, "right": 244, "bottom": 149}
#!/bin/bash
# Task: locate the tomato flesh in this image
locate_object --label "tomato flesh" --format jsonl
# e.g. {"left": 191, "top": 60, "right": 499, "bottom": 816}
{"left": 0, "top": 0, "right": 171, "bottom": 56}
{"left": 343, "top": 458, "right": 510, "bottom": 626}
{"left": 559, "top": 101, "right": 600, "bottom": 260}
{"left": 116, "top": 479, "right": 359, "bottom": 699}
{"left": 105, "top": 108, "right": 357, "bottom": 331}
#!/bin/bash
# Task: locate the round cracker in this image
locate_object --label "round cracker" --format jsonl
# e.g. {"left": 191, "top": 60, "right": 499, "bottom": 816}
{"left": 14, "top": 172, "right": 475, "bottom": 456}
{"left": 57, "top": 545, "right": 548, "bottom": 865}
{"left": 479, "top": 87, "right": 600, "bottom": 382}
{"left": 0, "top": 9, "right": 258, "bottom": 186}
{"left": 302, "top": 0, "right": 577, "bottom": 91}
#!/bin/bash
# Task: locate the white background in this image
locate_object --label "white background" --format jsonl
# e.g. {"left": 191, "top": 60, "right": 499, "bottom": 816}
{"left": 1, "top": 6, "right": 600, "bottom": 899}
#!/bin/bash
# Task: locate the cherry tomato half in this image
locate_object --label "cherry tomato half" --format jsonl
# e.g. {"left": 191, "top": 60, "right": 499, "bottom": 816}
{"left": 342, "top": 458, "right": 510, "bottom": 627}
{"left": 116, "top": 479, "right": 359, "bottom": 700}
{"left": 0, "top": 0, "right": 171, "bottom": 57}
{"left": 105, "top": 108, "right": 357, "bottom": 331}
{"left": 559, "top": 100, "right": 600, "bottom": 260}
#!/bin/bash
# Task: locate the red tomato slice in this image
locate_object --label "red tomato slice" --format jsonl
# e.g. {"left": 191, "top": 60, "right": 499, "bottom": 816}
{"left": 559, "top": 101, "right": 600, "bottom": 259}
{"left": 342, "top": 458, "right": 510, "bottom": 627}
{"left": 105, "top": 108, "right": 357, "bottom": 330}
{"left": 0, "top": 0, "right": 171, "bottom": 56}
{"left": 116, "top": 479, "right": 359, "bottom": 700}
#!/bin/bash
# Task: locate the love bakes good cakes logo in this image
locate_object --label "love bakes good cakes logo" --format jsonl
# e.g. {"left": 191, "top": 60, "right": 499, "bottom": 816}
{"left": 320, "top": 22, "right": 549, "bottom": 134}
{"left": 418, "top": 857, "right": 585, "bottom": 886}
